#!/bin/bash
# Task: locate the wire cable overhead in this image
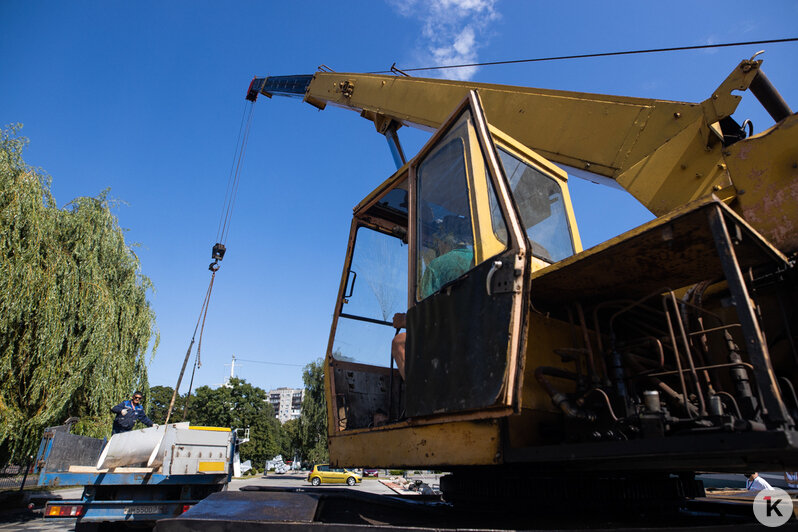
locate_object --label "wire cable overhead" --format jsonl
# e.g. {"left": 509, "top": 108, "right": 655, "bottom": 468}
{"left": 369, "top": 37, "right": 798, "bottom": 75}
{"left": 234, "top": 357, "right": 306, "bottom": 368}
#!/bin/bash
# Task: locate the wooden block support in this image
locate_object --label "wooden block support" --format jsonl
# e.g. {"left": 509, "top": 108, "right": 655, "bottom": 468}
{"left": 67, "top": 465, "right": 157, "bottom": 473}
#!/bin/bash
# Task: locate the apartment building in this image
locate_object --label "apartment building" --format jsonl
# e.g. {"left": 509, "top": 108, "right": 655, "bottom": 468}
{"left": 268, "top": 387, "right": 304, "bottom": 423}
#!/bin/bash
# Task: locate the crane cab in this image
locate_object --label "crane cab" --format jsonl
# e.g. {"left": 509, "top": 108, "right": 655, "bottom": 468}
{"left": 324, "top": 92, "right": 580, "bottom": 467}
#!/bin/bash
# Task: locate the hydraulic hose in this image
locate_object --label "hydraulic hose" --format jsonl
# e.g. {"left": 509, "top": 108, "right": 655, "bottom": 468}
{"left": 534, "top": 367, "right": 596, "bottom": 422}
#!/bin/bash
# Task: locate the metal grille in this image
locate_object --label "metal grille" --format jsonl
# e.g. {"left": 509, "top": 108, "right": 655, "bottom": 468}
{"left": 44, "top": 431, "right": 105, "bottom": 472}
{"left": 0, "top": 463, "right": 36, "bottom": 490}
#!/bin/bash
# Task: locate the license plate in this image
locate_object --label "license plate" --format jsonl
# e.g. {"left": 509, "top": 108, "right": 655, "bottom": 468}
{"left": 124, "top": 505, "right": 163, "bottom": 515}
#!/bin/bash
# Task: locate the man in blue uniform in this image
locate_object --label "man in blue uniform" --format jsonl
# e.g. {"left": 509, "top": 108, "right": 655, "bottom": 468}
{"left": 110, "top": 391, "right": 154, "bottom": 434}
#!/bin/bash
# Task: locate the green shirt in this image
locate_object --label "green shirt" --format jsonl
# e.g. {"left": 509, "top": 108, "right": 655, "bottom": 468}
{"left": 420, "top": 248, "right": 474, "bottom": 299}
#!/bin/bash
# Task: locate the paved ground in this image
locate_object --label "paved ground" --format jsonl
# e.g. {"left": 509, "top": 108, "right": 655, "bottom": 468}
{"left": 0, "top": 471, "right": 770, "bottom": 531}
{"left": 228, "top": 471, "right": 401, "bottom": 494}
{"left": 0, "top": 472, "right": 412, "bottom": 531}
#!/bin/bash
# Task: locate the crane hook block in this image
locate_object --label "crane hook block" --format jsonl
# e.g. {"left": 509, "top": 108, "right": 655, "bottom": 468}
{"left": 212, "top": 243, "right": 226, "bottom": 261}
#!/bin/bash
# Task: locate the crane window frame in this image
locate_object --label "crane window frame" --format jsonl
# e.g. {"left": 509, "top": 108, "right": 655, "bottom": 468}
{"left": 489, "top": 147, "right": 576, "bottom": 263}
{"left": 413, "top": 109, "right": 510, "bottom": 302}
{"left": 403, "top": 90, "right": 529, "bottom": 418}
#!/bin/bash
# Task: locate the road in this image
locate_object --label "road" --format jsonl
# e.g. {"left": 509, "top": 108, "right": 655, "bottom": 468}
{"left": 0, "top": 471, "right": 779, "bottom": 531}
{"left": 0, "top": 472, "right": 406, "bottom": 532}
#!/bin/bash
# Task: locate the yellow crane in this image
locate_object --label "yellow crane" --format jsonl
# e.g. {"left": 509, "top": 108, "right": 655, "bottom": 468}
{"left": 246, "top": 57, "right": 798, "bottom": 507}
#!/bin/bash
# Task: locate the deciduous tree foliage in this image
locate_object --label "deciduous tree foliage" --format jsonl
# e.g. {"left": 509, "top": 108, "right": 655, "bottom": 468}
{"left": 147, "top": 385, "right": 182, "bottom": 425}
{"left": 0, "top": 125, "right": 158, "bottom": 463}
{"left": 280, "top": 417, "right": 301, "bottom": 461}
{"left": 188, "top": 378, "right": 283, "bottom": 465}
{"left": 298, "top": 358, "right": 328, "bottom": 463}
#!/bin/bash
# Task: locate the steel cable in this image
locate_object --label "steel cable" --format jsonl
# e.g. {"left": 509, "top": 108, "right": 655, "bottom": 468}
{"left": 165, "top": 270, "right": 217, "bottom": 424}
{"left": 218, "top": 102, "right": 255, "bottom": 246}
{"left": 368, "top": 37, "right": 798, "bottom": 75}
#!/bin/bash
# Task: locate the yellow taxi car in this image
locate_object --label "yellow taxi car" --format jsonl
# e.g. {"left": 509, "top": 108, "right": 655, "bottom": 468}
{"left": 307, "top": 464, "right": 362, "bottom": 486}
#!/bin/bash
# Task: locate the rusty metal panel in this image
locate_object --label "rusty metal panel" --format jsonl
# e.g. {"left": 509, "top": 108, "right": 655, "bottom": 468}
{"left": 727, "top": 112, "right": 798, "bottom": 254}
{"left": 331, "top": 360, "right": 401, "bottom": 430}
{"left": 405, "top": 256, "right": 515, "bottom": 417}
{"left": 328, "top": 420, "right": 501, "bottom": 468}
{"left": 529, "top": 197, "right": 788, "bottom": 305}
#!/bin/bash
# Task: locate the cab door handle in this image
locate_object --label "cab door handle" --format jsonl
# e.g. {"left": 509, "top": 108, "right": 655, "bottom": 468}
{"left": 486, "top": 260, "right": 503, "bottom": 296}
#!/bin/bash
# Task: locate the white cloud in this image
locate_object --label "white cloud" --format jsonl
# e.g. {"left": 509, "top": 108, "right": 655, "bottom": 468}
{"left": 701, "top": 35, "right": 720, "bottom": 55}
{"left": 388, "top": 0, "right": 500, "bottom": 81}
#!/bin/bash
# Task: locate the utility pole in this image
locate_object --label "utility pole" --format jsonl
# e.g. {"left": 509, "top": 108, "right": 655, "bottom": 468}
{"left": 223, "top": 354, "right": 237, "bottom": 386}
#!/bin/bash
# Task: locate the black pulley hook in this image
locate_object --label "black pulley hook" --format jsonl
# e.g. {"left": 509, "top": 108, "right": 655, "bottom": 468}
{"left": 209, "top": 242, "right": 226, "bottom": 271}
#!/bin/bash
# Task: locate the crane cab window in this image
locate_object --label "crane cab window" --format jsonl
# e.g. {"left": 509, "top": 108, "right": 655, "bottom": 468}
{"left": 415, "top": 112, "right": 509, "bottom": 301}
{"left": 416, "top": 138, "right": 475, "bottom": 300}
{"left": 490, "top": 148, "right": 576, "bottom": 263}
{"left": 328, "top": 178, "right": 409, "bottom": 431}
{"left": 332, "top": 225, "right": 407, "bottom": 367}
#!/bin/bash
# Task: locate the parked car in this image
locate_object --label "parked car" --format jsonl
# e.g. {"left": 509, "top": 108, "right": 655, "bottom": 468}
{"left": 307, "top": 464, "right": 362, "bottom": 486}
{"left": 363, "top": 469, "right": 380, "bottom": 477}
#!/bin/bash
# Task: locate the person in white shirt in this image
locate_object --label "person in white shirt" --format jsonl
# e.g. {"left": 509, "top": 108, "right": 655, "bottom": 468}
{"left": 745, "top": 472, "right": 774, "bottom": 491}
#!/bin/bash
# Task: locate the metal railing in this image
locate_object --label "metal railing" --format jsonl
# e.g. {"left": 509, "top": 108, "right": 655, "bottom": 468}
{"left": 0, "top": 462, "right": 37, "bottom": 491}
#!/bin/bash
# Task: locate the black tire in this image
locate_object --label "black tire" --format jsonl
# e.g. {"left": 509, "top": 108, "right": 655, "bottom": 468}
{"left": 347, "top": 476, "right": 356, "bottom": 486}
{"left": 311, "top": 476, "right": 321, "bottom": 486}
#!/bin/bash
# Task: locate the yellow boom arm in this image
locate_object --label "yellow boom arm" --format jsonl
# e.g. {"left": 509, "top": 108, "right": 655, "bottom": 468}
{"left": 248, "top": 59, "right": 797, "bottom": 252}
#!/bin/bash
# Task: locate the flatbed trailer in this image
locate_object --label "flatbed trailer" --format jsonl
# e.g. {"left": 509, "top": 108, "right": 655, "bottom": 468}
{"left": 41, "top": 468, "right": 230, "bottom": 526}
{"left": 35, "top": 422, "right": 235, "bottom": 528}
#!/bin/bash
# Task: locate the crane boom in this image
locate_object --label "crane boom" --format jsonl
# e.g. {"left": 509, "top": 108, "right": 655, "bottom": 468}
{"left": 247, "top": 59, "right": 798, "bottom": 252}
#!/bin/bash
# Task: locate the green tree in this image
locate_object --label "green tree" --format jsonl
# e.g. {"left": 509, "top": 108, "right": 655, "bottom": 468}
{"left": 0, "top": 125, "right": 158, "bottom": 463}
{"left": 188, "top": 378, "right": 283, "bottom": 465}
{"left": 280, "top": 417, "right": 301, "bottom": 460}
{"left": 147, "top": 385, "right": 180, "bottom": 425}
{"left": 298, "top": 358, "right": 328, "bottom": 463}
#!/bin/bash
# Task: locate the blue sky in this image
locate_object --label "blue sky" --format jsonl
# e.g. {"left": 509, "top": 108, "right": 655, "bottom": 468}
{"left": 2, "top": 1, "right": 796, "bottom": 394}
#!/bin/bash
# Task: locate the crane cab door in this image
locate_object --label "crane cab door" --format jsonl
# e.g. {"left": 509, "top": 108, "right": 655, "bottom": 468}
{"left": 405, "top": 91, "right": 529, "bottom": 418}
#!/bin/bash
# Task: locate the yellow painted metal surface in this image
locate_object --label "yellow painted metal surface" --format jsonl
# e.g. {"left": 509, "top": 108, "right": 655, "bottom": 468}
{"left": 503, "top": 311, "right": 594, "bottom": 448}
{"left": 189, "top": 426, "right": 231, "bottom": 432}
{"left": 329, "top": 420, "right": 502, "bottom": 468}
{"left": 616, "top": 118, "right": 732, "bottom": 215}
{"left": 726, "top": 112, "right": 798, "bottom": 253}
{"left": 528, "top": 197, "right": 787, "bottom": 303}
{"left": 521, "top": 313, "right": 579, "bottom": 412}
{"left": 305, "top": 69, "right": 734, "bottom": 213}
{"left": 197, "top": 461, "right": 225, "bottom": 472}
{"left": 464, "top": 115, "right": 506, "bottom": 264}
{"left": 307, "top": 72, "right": 701, "bottom": 181}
